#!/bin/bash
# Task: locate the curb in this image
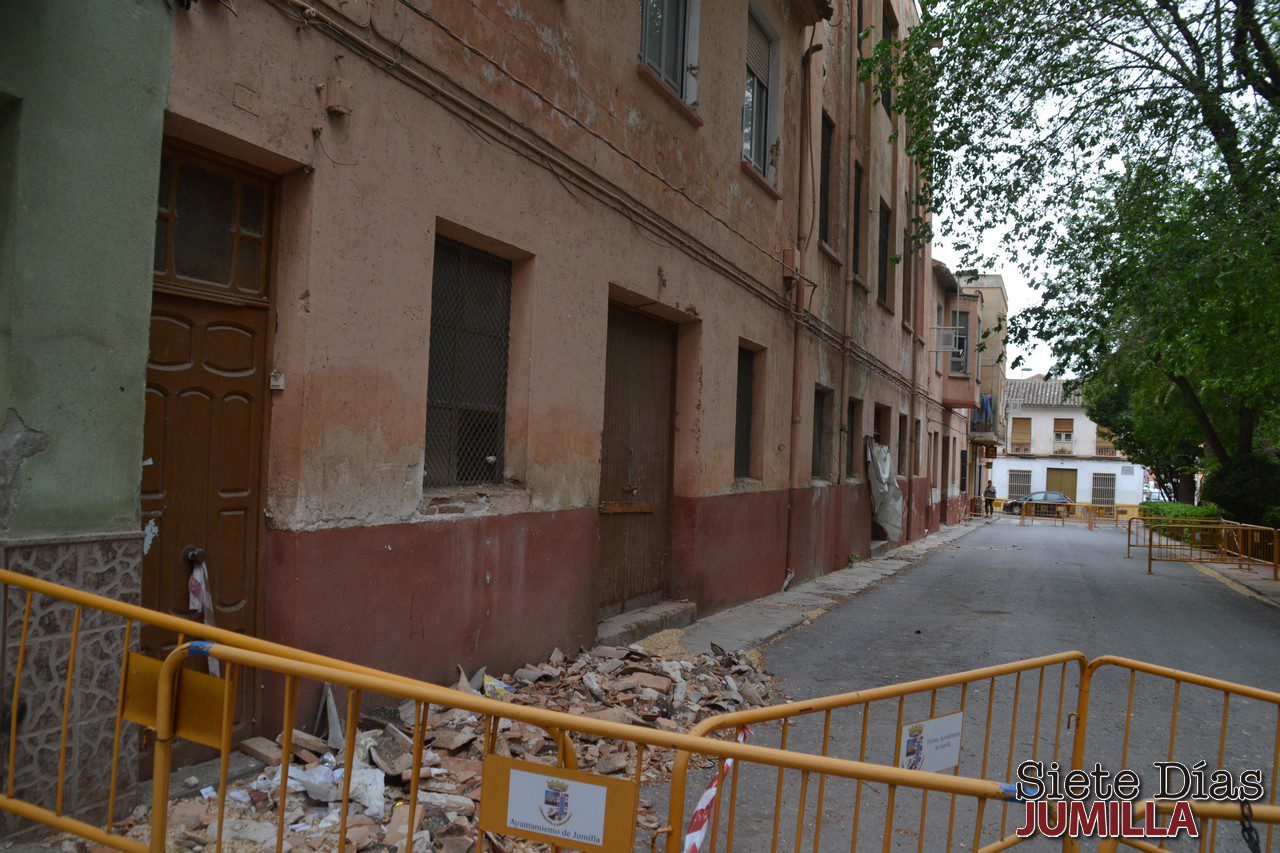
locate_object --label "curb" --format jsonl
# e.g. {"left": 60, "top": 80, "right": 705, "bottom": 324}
{"left": 644, "top": 518, "right": 992, "bottom": 656}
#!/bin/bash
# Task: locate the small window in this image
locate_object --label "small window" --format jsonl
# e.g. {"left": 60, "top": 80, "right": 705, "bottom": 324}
{"left": 896, "top": 413, "right": 908, "bottom": 473}
{"left": 642, "top": 0, "right": 688, "bottom": 95}
{"left": 819, "top": 112, "right": 835, "bottom": 247}
{"left": 950, "top": 310, "right": 970, "bottom": 374}
{"left": 1096, "top": 428, "right": 1116, "bottom": 456}
{"left": 877, "top": 200, "right": 892, "bottom": 306}
{"left": 852, "top": 163, "right": 865, "bottom": 275}
{"left": 424, "top": 237, "right": 512, "bottom": 487}
{"left": 812, "top": 386, "right": 833, "bottom": 479}
{"left": 1092, "top": 473, "right": 1116, "bottom": 506}
{"left": 743, "top": 12, "right": 773, "bottom": 173}
{"left": 872, "top": 403, "right": 892, "bottom": 447}
{"left": 1053, "top": 418, "right": 1074, "bottom": 443}
{"left": 912, "top": 418, "right": 921, "bottom": 475}
{"left": 901, "top": 223, "right": 913, "bottom": 324}
{"left": 1011, "top": 417, "right": 1032, "bottom": 453}
{"left": 1008, "top": 470, "right": 1032, "bottom": 501}
{"left": 846, "top": 397, "right": 863, "bottom": 476}
{"left": 734, "top": 347, "right": 757, "bottom": 478}
{"left": 880, "top": 0, "right": 898, "bottom": 113}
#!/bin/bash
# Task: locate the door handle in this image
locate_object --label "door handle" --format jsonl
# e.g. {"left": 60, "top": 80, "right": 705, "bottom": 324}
{"left": 182, "top": 545, "right": 206, "bottom": 566}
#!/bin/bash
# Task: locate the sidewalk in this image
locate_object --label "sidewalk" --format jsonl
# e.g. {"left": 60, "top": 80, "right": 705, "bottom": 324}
{"left": 1192, "top": 561, "right": 1280, "bottom": 611}
{"left": 640, "top": 517, "right": 994, "bottom": 656}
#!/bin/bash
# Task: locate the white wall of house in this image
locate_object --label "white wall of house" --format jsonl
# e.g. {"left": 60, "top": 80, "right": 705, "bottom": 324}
{"left": 989, "top": 456, "right": 1147, "bottom": 504}
{"left": 993, "top": 403, "right": 1146, "bottom": 504}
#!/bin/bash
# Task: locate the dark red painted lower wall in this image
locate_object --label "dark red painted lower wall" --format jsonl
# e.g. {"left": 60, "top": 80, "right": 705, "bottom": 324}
{"left": 672, "top": 482, "right": 874, "bottom": 617}
{"left": 266, "top": 508, "right": 600, "bottom": 687}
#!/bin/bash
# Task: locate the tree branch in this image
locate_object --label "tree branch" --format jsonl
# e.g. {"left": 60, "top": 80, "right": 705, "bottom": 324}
{"left": 1167, "top": 373, "right": 1231, "bottom": 462}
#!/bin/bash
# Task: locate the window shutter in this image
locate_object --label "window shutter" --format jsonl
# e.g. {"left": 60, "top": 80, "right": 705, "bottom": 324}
{"left": 747, "top": 15, "right": 771, "bottom": 82}
{"left": 1053, "top": 418, "right": 1074, "bottom": 433}
{"left": 1012, "top": 417, "right": 1031, "bottom": 443}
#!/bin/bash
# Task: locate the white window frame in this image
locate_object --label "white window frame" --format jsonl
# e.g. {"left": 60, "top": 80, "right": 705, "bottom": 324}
{"left": 641, "top": 0, "right": 702, "bottom": 104}
{"left": 742, "top": 3, "right": 780, "bottom": 181}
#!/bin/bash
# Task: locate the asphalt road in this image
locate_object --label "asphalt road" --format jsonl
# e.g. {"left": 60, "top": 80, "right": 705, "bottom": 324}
{"left": 660, "top": 518, "right": 1280, "bottom": 851}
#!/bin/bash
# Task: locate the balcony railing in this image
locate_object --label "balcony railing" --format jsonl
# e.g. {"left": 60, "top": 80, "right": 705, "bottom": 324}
{"left": 1052, "top": 441, "right": 1074, "bottom": 455}
{"left": 1096, "top": 446, "right": 1117, "bottom": 457}
{"left": 971, "top": 416, "right": 997, "bottom": 434}
{"left": 1011, "top": 442, "right": 1031, "bottom": 454}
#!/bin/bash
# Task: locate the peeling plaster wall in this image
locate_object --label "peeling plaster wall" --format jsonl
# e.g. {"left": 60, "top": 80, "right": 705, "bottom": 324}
{"left": 166, "top": 0, "right": 816, "bottom": 533}
{"left": 0, "top": 0, "right": 170, "bottom": 539}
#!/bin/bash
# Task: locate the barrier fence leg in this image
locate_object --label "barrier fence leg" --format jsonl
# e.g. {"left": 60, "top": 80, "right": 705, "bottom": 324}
{"left": 1147, "top": 528, "right": 1154, "bottom": 575}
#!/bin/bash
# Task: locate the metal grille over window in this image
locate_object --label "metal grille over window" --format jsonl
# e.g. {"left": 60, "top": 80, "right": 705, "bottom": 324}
{"left": 424, "top": 237, "right": 511, "bottom": 487}
{"left": 1008, "top": 469, "right": 1032, "bottom": 500}
{"left": 642, "top": 0, "right": 687, "bottom": 93}
{"left": 1092, "top": 472, "right": 1116, "bottom": 505}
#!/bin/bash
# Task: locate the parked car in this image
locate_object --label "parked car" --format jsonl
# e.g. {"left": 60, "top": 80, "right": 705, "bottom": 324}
{"left": 1003, "top": 491, "right": 1074, "bottom": 516}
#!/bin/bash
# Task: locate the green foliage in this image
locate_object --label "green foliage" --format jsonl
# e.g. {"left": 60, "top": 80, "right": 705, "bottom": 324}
{"left": 1140, "top": 501, "right": 1224, "bottom": 520}
{"left": 865, "top": 0, "right": 1280, "bottom": 466}
{"left": 1199, "top": 454, "right": 1280, "bottom": 525}
{"left": 1081, "top": 365, "right": 1205, "bottom": 498}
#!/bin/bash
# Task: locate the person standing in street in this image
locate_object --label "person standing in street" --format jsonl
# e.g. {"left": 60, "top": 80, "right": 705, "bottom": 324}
{"left": 983, "top": 482, "right": 997, "bottom": 517}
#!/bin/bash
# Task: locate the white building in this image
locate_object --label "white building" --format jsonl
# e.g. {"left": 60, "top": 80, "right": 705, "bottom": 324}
{"left": 990, "top": 376, "right": 1147, "bottom": 506}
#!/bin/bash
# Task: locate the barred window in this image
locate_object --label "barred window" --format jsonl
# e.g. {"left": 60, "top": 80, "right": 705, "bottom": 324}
{"left": 424, "top": 237, "right": 511, "bottom": 487}
{"left": 1092, "top": 472, "right": 1117, "bottom": 506}
{"left": 1008, "top": 469, "right": 1032, "bottom": 501}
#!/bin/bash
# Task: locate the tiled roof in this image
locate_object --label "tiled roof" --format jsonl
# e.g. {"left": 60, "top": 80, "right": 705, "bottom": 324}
{"left": 1005, "top": 376, "right": 1082, "bottom": 407}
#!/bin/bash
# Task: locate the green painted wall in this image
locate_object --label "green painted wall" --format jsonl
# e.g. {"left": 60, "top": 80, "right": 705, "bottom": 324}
{"left": 0, "top": 0, "right": 171, "bottom": 538}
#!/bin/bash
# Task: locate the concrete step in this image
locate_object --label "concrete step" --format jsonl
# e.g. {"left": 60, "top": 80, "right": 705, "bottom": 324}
{"left": 597, "top": 599, "right": 696, "bottom": 647}
{"left": 869, "top": 539, "right": 894, "bottom": 558}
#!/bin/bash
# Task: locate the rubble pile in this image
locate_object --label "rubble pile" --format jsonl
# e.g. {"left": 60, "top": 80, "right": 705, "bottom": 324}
{"left": 60, "top": 643, "right": 776, "bottom": 852}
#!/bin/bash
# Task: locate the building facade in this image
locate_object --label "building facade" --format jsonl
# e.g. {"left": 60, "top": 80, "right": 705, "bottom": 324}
{"left": 963, "top": 273, "right": 1008, "bottom": 499}
{"left": 990, "top": 377, "right": 1146, "bottom": 505}
{"left": 1, "top": 0, "right": 981, "bottom": 813}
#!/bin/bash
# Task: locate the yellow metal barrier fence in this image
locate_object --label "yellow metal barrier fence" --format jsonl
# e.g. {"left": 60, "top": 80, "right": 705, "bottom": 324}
{"left": 1141, "top": 519, "right": 1280, "bottom": 579}
{"left": 1071, "top": 656, "right": 1280, "bottom": 851}
{"left": 148, "top": 641, "right": 1031, "bottom": 853}
{"left": 0, "top": 567, "right": 468, "bottom": 850}
{"left": 666, "top": 652, "right": 1087, "bottom": 852}
{"left": 1124, "top": 516, "right": 1226, "bottom": 558}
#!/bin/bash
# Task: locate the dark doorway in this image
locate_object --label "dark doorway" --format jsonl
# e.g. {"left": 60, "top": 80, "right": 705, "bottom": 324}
{"left": 598, "top": 304, "right": 676, "bottom": 615}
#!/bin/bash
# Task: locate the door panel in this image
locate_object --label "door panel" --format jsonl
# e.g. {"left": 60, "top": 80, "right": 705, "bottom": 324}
{"left": 598, "top": 305, "right": 676, "bottom": 614}
{"left": 1046, "top": 468, "right": 1078, "bottom": 501}
{"left": 141, "top": 290, "right": 267, "bottom": 764}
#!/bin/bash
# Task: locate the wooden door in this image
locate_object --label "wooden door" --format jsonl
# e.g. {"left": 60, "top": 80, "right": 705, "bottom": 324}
{"left": 141, "top": 144, "right": 273, "bottom": 765}
{"left": 598, "top": 305, "right": 676, "bottom": 615}
{"left": 1046, "top": 468, "right": 1078, "bottom": 501}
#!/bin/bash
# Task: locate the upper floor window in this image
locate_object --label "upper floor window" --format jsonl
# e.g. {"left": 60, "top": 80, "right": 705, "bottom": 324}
{"left": 877, "top": 200, "right": 892, "bottom": 306}
{"left": 950, "top": 310, "right": 970, "bottom": 374}
{"left": 880, "top": 0, "right": 898, "bottom": 113}
{"left": 424, "top": 237, "right": 512, "bottom": 487}
{"left": 642, "top": 0, "right": 689, "bottom": 95}
{"left": 819, "top": 112, "right": 835, "bottom": 247}
{"left": 743, "top": 12, "right": 773, "bottom": 173}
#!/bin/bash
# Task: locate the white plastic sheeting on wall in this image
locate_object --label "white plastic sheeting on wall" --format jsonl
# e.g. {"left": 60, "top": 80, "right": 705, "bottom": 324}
{"left": 865, "top": 439, "right": 904, "bottom": 542}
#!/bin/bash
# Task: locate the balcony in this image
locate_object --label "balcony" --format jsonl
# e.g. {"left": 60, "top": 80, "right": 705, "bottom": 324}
{"left": 1053, "top": 440, "right": 1074, "bottom": 455}
{"left": 1010, "top": 442, "right": 1031, "bottom": 455}
{"left": 1096, "top": 445, "right": 1117, "bottom": 457}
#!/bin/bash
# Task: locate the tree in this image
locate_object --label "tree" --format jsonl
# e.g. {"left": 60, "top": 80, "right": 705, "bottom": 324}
{"left": 867, "top": 0, "right": 1280, "bottom": 271}
{"left": 1009, "top": 166, "right": 1280, "bottom": 463}
{"left": 1080, "top": 365, "right": 1206, "bottom": 501}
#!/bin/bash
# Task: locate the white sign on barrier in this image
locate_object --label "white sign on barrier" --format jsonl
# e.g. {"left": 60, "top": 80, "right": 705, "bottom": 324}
{"left": 898, "top": 711, "right": 964, "bottom": 773}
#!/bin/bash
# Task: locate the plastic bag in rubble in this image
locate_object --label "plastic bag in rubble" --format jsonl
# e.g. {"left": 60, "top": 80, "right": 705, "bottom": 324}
{"left": 482, "top": 675, "right": 511, "bottom": 698}
{"left": 291, "top": 763, "right": 342, "bottom": 802}
{"left": 348, "top": 766, "right": 385, "bottom": 819}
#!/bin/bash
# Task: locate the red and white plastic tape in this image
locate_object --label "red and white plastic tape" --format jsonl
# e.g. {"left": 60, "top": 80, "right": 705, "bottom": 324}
{"left": 682, "top": 727, "right": 750, "bottom": 853}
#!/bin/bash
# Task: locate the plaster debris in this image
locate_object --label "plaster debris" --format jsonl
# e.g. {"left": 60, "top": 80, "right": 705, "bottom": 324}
{"left": 49, "top": 644, "right": 776, "bottom": 851}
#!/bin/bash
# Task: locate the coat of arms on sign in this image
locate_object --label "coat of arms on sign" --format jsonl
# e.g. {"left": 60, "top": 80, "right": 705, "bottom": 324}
{"left": 541, "top": 779, "right": 571, "bottom": 825}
